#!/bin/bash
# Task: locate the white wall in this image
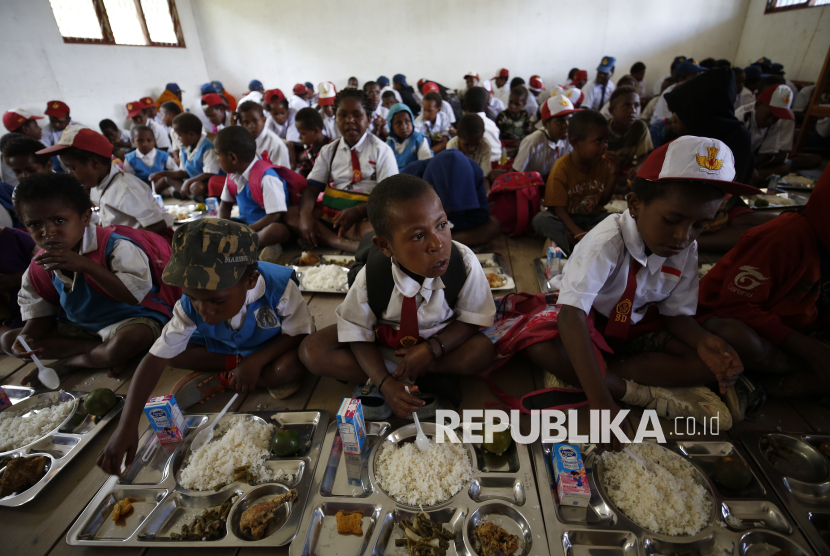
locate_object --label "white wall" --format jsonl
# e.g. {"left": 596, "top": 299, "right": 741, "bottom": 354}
{"left": 735, "top": 0, "right": 830, "bottom": 83}
{"left": 0, "top": 0, "right": 210, "bottom": 132}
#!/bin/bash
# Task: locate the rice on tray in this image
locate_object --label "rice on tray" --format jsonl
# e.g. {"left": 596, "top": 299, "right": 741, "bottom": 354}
{"left": 300, "top": 265, "right": 346, "bottom": 290}
{"left": 0, "top": 399, "right": 74, "bottom": 452}
{"left": 179, "top": 416, "right": 292, "bottom": 490}
{"left": 375, "top": 439, "right": 473, "bottom": 506}
{"left": 600, "top": 443, "right": 712, "bottom": 536}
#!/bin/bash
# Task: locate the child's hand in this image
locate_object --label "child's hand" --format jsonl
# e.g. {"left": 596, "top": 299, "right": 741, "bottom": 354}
{"left": 392, "top": 343, "right": 434, "bottom": 383}
{"left": 35, "top": 248, "right": 90, "bottom": 274}
{"left": 181, "top": 178, "right": 198, "bottom": 198}
{"left": 97, "top": 424, "right": 139, "bottom": 476}
{"left": 380, "top": 379, "right": 425, "bottom": 418}
{"left": 697, "top": 333, "right": 743, "bottom": 393}
{"left": 603, "top": 151, "right": 620, "bottom": 171}
{"left": 299, "top": 210, "right": 320, "bottom": 248}
{"left": 588, "top": 397, "right": 630, "bottom": 452}
{"left": 10, "top": 333, "right": 42, "bottom": 361}
{"left": 148, "top": 171, "right": 166, "bottom": 182}
{"left": 229, "top": 360, "right": 260, "bottom": 393}
{"left": 332, "top": 207, "right": 362, "bottom": 237}
{"left": 449, "top": 126, "right": 457, "bottom": 138}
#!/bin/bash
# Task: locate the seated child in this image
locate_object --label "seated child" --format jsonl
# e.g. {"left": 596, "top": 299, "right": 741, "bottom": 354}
{"left": 465, "top": 87, "right": 502, "bottom": 162}
{"left": 38, "top": 126, "right": 173, "bottom": 234}
{"left": 149, "top": 113, "right": 220, "bottom": 199}
{"left": 606, "top": 86, "right": 652, "bottom": 187}
{"left": 446, "top": 114, "right": 492, "bottom": 181}
{"left": 237, "top": 101, "right": 290, "bottom": 167}
{"left": 531, "top": 109, "right": 616, "bottom": 255}
{"left": 3, "top": 136, "right": 53, "bottom": 182}
{"left": 99, "top": 119, "right": 132, "bottom": 160}
{"left": 496, "top": 86, "right": 533, "bottom": 159}
{"left": 732, "top": 68, "right": 755, "bottom": 110}
{"left": 382, "top": 90, "right": 398, "bottom": 110}
{"left": 159, "top": 101, "right": 184, "bottom": 161}
{"left": 0, "top": 173, "right": 174, "bottom": 383}
{"left": 510, "top": 93, "right": 577, "bottom": 182}
{"left": 126, "top": 101, "right": 171, "bottom": 151}
{"left": 286, "top": 88, "right": 398, "bottom": 253}
{"left": 631, "top": 62, "right": 648, "bottom": 103}
{"left": 41, "top": 101, "right": 76, "bottom": 148}
{"left": 264, "top": 89, "right": 299, "bottom": 169}
{"left": 295, "top": 108, "right": 331, "bottom": 178}
{"left": 402, "top": 149, "right": 501, "bottom": 248}
{"left": 363, "top": 81, "right": 389, "bottom": 140}
{"left": 96, "top": 218, "right": 312, "bottom": 474}
{"left": 0, "top": 225, "right": 35, "bottom": 335}
{"left": 298, "top": 174, "right": 496, "bottom": 418}
{"left": 200, "top": 93, "right": 232, "bottom": 135}
{"left": 122, "top": 125, "right": 178, "bottom": 185}
{"left": 386, "top": 103, "right": 432, "bottom": 171}
{"left": 3, "top": 109, "right": 43, "bottom": 142}
{"left": 217, "top": 127, "right": 291, "bottom": 251}
{"left": 415, "top": 92, "right": 451, "bottom": 153}
{"left": 734, "top": 84, "right": 796, "bottom": 183}
{"left": 317, "top": 81, "right": 340, "bottom": 140}
{"left": 522, "top": 137, "right": 763, "bottom": 440}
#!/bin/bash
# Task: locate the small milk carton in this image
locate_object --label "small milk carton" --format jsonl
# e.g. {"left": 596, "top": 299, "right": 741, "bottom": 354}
{"left": 551, "top": 443, "right": 591, "bottom": 507}
{"left": 144, "top": 395, "right": 188, "bottom": 444}
{"left": 0, "top": 387, "right": 12, "bottom": 413}
{"left": 545, "top": 245, "right": 566, "bottom": 279}
{"left": 205, "top": 197, "right": 220, "bottom": 217}
{"left": 336, "top": 398, "right": 366, "bottom": 455}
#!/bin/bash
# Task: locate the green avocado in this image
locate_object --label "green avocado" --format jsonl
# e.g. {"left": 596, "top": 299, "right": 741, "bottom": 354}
{"left": 83, "top": 388, "right": 118, "bottom": 417}
{"left": 714, "top": 456, "right": 753, "bottom": 490}
{"left": 271, "top": 430, "right": 301, "bottom": 457}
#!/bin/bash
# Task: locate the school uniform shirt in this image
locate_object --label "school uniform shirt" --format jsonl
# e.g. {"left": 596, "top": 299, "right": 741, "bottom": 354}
{"left": 380, "top": 86, "right": 402, "bottom": 103}
{"left": 178, "top": 135, "right": 221, "bottom": 175}
{"left": 640, "top": 95, "right": 661, "bottom": 123}
{"left": 389, "top": 134, "right": 432, "bottom": 168}
{"left": 477, "top": 112, "right": 502, "bottom": 162}
{"left": 149, "top": 271, "right": 312, "bottom": 359}
{"left": 370, "top": 104, "right": 391, "bottom": 134}
{"left": 298, "top": 137, "right": 332, "bottom": 178}
{"left": 635, "top": 79, "right": 647, "bottom": 100}
{"left": 40, "top": 120, "right": 84, "bottom": 148}
{"left": 552, "top": 210, "right": 699, "bottom": 323}
{"left": 221, "top": 157, "right": 288, "bottom": 215}
{"left": 512, "top": 130, "right": 572, "bottom": 179}
{"left": 322, "top": 113, "right": 340, "bottom": 140}
{"left": 146, "top": 118, "right": 171, "bottom": 150}
{"left": 735, "top": 104, "right": 794, "bottom": 154}
{"left": 414, "top": 112, "right": 451, "bottom": 144}
{"left": 524, "top": 93, "right": 540, "bottom": 122}
{"left": 582, "top": 80, "right": 616, "bottom": 111}
{"left": 306, "top": 132, "right": 398, "bottom": 195}
{"left": 289, "top": 95, "right": 310, "bottom": 113}
{"left": 1, "top": 156, "right": 17, "bottom": 186}
{"left": 446, "top": 136, "right": 492, "bottom": 178}
{"left": 494, "top": 83, "right": 511, "bottom": 106}
{"left": 239, "top": 91, "right": 264, "bottom": 106}
{"left": 255, "top": 128, "right": 290, "bottom": 168}
{"left": 440, "top": 100, "right": 457, "bottom": 124}
{"left": 488, "top": 96, "right": 506, "bottom": 115}
{"left": 190, "top": 96, "right": 212, "bottom": 129}
{"left": 91, "top": 165, "right": 174, "bottom": 229}
{"left": 793, "top": 85, "right": 814, "bottom": 113}
{"left": 209, "top": 111, "right": 233, "bottom": 134}
{"left": 265, "top": 110, "right": 300, "bottom": 143}
{"left": 544, "top": 153, "right": 613, "bottom": 214}
{"left": 169, "top": 129, "right": 185, "bottom": 154}
{"left": 653, "top": 74, "right": 671, "bottom": 97}
{"left": 336, "top": 240, "right": 495, "bottom": 345}
{"left": 734, "top": 87, "right": 755, "bottom": 110}
{"left": 650, "top": 84, "right": 676, "bottom": 125}
{"left": 153, "top": 112, "right": 171, "bottom": 138}
{"left": 122, "top": 147, "right": 178, "bottom": 177}
{"left": 19, "top": 223, "right": 155, "bottom": 340}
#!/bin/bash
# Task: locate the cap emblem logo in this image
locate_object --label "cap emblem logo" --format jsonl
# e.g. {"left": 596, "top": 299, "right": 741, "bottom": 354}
{"left": 602, "top": 57, "right": 609, "bottom": 64}
{"left": 781, "top": 93, "right": 790, "bottom": 105}
{"left": 696, "top": 146, "right": 724, "bottom": 174}
{"left": 18, "top": 118, "right": 23, "bottom": 123}
{"left": 52, "top": 103, "right": 58, "bottom": 108}
{"left": 127, "top": 103, "right": 133, "bottom": 109}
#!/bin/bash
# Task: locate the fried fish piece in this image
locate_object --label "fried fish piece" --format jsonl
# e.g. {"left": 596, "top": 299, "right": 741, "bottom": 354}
{"left": 297, "top": 251, "right": 320, "bottom": 266}
{"left": 240, "top": 489, "right": 298, "bottom": 540}
{"left": 486, "top": 273, "right": 504, "bottom": 288}
{"left": 0, "top": 455, "right": 48, "bottom": 497}
{"left": 335, "top": 510, "right": 364, "bottom": 535}
{"left": 476, "top": 521, "right": 520, "bottom": 556}
{"left": 111, "top": 497, "right": 144, "bottom": 521}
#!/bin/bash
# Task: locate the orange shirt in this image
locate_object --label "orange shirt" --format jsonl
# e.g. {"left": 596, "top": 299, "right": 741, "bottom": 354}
{"left": 544, "top": 153, "right": 612, "bottom": 214}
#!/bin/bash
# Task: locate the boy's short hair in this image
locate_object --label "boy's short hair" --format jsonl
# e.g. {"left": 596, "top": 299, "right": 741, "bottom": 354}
{"left": 237, "top": 100, "right": 264, "bottom": 117}
{"left": 609, "top": 86, "right": 638, "bottom": 107}
{"left": 295, "top": 107, "right": 323, "bottom": 130}
{"left": 173, "top": 113, "right": 202, "bottom": 135}
{"left": 757, "top": 75, "right": 786, "bottom": 93}
{"left": 716, "top": 59, "right": 732, "bottom": 68}
{"left": 362, "top": 80, "right": 377, "bottom": 92}
{"left": 99, "top": 119, "right": 118, "bottom": 133}
{"left": 616, "top": 75, "right": 637, "bottom": 88}
{"left": 567, "top": 68, "right": 579, "bottom": 80}
{"left": 367, "top": 174, "right": 434, "bottom": 239}
{"left": 456, "top": 113, "right": 484, "bottom": 140}
{"left": 214, "top": 126, "right": 256, "bottom": 160}
{"left": 631, "top": 176, "right": 725, "bottom": 206}
{"left": 335, "top": 88, "right": 373, "bottom": 115}
{"left": 160, "top": 101, "right": 183, "bottom": 115}
{"left": 131, "top": 125, "right": 153, "bottom": 138}
{"left": 424, "top": 91, "right": 443, "bottom": 105}
{"left": 59, "top": 146, "right": 111, "bottom": 167}
{"left": 464, "top": 87, "right": 489, "bottom": 113}
{"left": 630, "top": 62, "right": 646, "bottom": 74}
{"left": 568, "top": 109, "right": 608, "bottom": 142}
{"left": 510, "top": 77, "right": 525, "bottom": 89}
{"left": 510, "top": 86, "right": 529, "bottom": 102}
{"left": 381, "top": 90, "right": 397, "bottom": 101}
{"left": 13, "top": 172, "right": 92, "bottom": 217}
{"left": 699, "top": 58, "right": 718, "bottom": 69}
{"left": 2, "top": 136, "right": 50, "bottom": 165}
{"left": 0, "top": 133, "right": 20, "bottom": 155}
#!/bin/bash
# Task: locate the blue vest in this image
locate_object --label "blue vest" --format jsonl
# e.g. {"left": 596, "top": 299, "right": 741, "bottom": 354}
{"left": 125, "top": 149, "right": 170, "bottom": 183}
{"left": 387, "top": 132, "right": 428, "bottom": 171}
{"left": 236, "top": 168, "right": 290, "bottom": 225}
{"left": 54, "top": 232, "right": 170, "bottom": 332}
{"left": 182, "top": 262, "right": 297, "bottom": 357}
{"left": 180, "top": 138, "right": 215, "bottom": 178}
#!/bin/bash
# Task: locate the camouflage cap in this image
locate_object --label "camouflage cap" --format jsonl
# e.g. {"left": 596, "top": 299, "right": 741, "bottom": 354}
{"left": 162, "top": 218, "right": 259, "bottom": 290}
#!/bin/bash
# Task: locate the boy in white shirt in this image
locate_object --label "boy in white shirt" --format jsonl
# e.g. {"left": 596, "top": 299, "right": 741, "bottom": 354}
{"left": 735, "top": 84, "right": 796, "bottom": 181}
{"left": 510, "top": 94, "right": 576, "bottom": 181}
{"left": 237, "top": 101, "right": 290, "bottom": 168}
{"left": 414, "top": 91, "right": 451, "bottom": 153}
{"left": 732, "top": 68, "right": 756, "bottom": 110}
{"left": 465, "top": 87, "right": 502, "bottom": 162}
{"left": 363, "top": 81, "right": 389, "bottom": 140}
{"left": 122, "top": 125, "right": 178, "bottom": 185}
{"left": 317, "top": 81, "right": 340, "bottom": 140}
{"left": 264, "top": 89, "right": 300, "bottom": 170}
{"left": 521, "top": 137, "right": 762, "bottom": 442}
{"left": 41, "top": 101, "right": 79, "bottom": 148}
{"left": 200, "top": 93, "right": 232, "bottom": 134}
{"left": 483, "top": 80, "right": 506, "bottom": 116}
{"left": 290, "top": 83, "right": 311, "bottom": 112}
{"left": 149, "top": 114, "right": 221, "bottom": 200}
{"left": 582, "top": 56, "right": 617, "bottom": 111}
{"left": 493, "top": 68, "right": 511, "bottom": 106}
{"left": 458, "top": 71, "right": 480, "bottom": 100}
{"left": 377, "top": 76, "right": 402, "bottom": 104}
{"left": 299, "top": 174, "right": 496, "bottom": 419}
{"left": 126, "top": 101, "right": 171, "bottom": 151}
{"left": 650, "top": 61, "right": 704, "bottom": 125}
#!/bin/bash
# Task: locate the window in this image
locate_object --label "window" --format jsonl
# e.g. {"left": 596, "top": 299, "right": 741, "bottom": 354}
{"left": 48, "top": 0, "right": 185, "bottom": 47}
{"left": 765, "top": 0, "right": 830, "bottom": 14}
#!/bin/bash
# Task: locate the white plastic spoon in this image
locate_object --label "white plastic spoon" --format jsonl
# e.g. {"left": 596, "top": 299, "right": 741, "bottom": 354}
{"left": 17, "top": 337, "right": 60, "bottom": 389}
{"left": 405, "top": 386, "right": 430, "bottom": 452}
{"left": 190, "top": 393, "right": 238, "bottom": 451}
{"left": 623, "top": 447, "right": 651, "bottom": 471}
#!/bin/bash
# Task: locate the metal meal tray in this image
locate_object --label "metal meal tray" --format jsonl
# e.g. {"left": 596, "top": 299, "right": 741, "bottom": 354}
{"left": 0, "top": 385, "right": 124, "bottom": 507}
{"left": 478, "top": 252, "right": 516, "bottom": 290}
{"left": 66, "top": 409, "right": 329, "bottom": 547}
{"left": 534, "top": 258, "right": 564, "bottom": 294}
{"left": 165, "top": 204, "right": 205, "bottom": 224}
{"left": 290, "top": 420, "right": 550, "bottom": 556}
{"left": 531, "top": 440, "right": 815, "bottom": 556}
{"left": 294, "top": 265, "right": 351, "bottom": 294}
{"left": 741, "top": 193, "right": 808, "bottom": 211}
{"left": 741, "top": 432, "right": 830, "bottom": 556}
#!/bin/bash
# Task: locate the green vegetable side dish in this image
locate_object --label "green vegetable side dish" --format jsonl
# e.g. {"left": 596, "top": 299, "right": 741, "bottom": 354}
{"left": 83, "top": 388, "right": 118, "bottom": 416}
{"left": 270, "top": 430, "right": 301, "bottom": 457}
{"left": 482, "top": 426, "right": 513, "bottom": 456}
{"left": 754, "top": 198, "right": 769, "bottom": 207}
{"left": 713, "top": 456, "right": 753, "bottom": 491}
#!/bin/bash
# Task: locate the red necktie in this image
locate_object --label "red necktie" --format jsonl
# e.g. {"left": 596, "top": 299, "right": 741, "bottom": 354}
{"left": 375, "top": 295, "right": 423, "bottom": 348}
{"left": 349, "top": 148, "right": 362, "bottom": 186}
{"left": 604, "top": 258, "right": 642, "bottom": 338}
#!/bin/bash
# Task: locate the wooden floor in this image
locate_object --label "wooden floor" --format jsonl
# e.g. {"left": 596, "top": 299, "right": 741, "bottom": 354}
{"left": 1, "top": 230, "right": 828, "bottom": 556}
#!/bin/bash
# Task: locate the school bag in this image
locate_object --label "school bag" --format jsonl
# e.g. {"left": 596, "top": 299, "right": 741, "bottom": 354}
{"left": 224, "top": 160, "right": 307, "bottom": 207}
{"left": 27, "top": 225, "right": 181, "bottom": 318}
{"left": 487, "top": 172, "right": 544, "bottom": 236}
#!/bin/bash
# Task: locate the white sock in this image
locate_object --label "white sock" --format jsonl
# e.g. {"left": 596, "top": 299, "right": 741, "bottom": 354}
{"left": 620, "top": 379, "right": 652, "bottom": 407}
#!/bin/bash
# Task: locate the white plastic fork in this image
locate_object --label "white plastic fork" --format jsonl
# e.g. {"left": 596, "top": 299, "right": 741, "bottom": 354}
{"left": 190, "top": 393, "right": 238, "bottom": 452}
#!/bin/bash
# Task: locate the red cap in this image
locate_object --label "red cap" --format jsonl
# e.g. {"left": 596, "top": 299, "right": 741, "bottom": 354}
{"left": 423, "top": 82, "right": 440, "bottom": 94}
{"left": 529, "top": 75, "right": 544, "bottom": 91}
{"left": 201, "top": 93, "right": 226, "bottom": 108}
{"left": 498, "top": 68, "right": 509, "bottom": 78}
{"left": 44, "top": 100, "right": 70, "bottom": 118}
{"left": 264, "top": 89, "right": 286, "bottom": 104}
{"left": 293, "top": 83, "right": 307, "bottom": 95}
{"left": 571, "top": 70, "right": 589, "bottom": 85}
{"left": 126, "top": 101, "right": 144, "bottom": 119}
{"left": 757, "top": 84, "right": 795, "bottom": 120}
{"left": 541, "top": 94, "right": 580, "bottom": 121}
{"left": 417, "top": 78, "right": 425, "bottom": 90}
{"left": 140, "top": 96, "right": 157, "bottom": 108}
{"left": 36, "top": 125, "right": 113, "bottom": 159}
{"left": 3, "top": 109, "right": 43, "bottom": 132}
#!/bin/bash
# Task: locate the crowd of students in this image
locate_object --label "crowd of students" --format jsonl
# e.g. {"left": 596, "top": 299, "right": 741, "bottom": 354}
{"left": 0, "top": 55, "right": 828, "bottom": 469}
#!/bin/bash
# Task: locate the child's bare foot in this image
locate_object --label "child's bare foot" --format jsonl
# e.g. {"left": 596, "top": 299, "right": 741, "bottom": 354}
{"left": 20, "top": 367, "right": 40, "bottom": 387}
{"left": 108, "top": 364, "right": 128, "bottom": 378}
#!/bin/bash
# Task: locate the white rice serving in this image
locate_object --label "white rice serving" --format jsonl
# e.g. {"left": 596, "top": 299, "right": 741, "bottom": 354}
{"left": 600, "top": 443, "right": 712, "bottom": 536}
{"left": 375, "top": 439, "right": 473, "bottom": 506}
{"left": 178, "top": 416, "right": 293, "bottom": 490}
{"left": 0, "top": 399, "right": 74, "bottom": 452}
{"left": 300, "top": 265, "right": 346, "bottom": 291}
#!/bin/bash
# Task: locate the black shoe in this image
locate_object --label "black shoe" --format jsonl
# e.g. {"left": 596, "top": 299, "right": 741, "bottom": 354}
{"left": 734, "top": 375, "right": 767, "bottom": 422}
{"left": 415, "top": 373, "right": 462, "bottom": 407}
{"left": 172, "top": 189, "right": 183, "bottom": 200}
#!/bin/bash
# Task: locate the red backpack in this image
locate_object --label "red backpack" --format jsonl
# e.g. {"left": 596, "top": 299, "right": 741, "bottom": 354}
{"left": 28, "top": 226, "right": 181, "bottom": 318}
{"left": 487, "top": 172, "right": 544, "bottom": 236}
{"left": 225, "top": 159, "right": 307, "bottom": 207}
